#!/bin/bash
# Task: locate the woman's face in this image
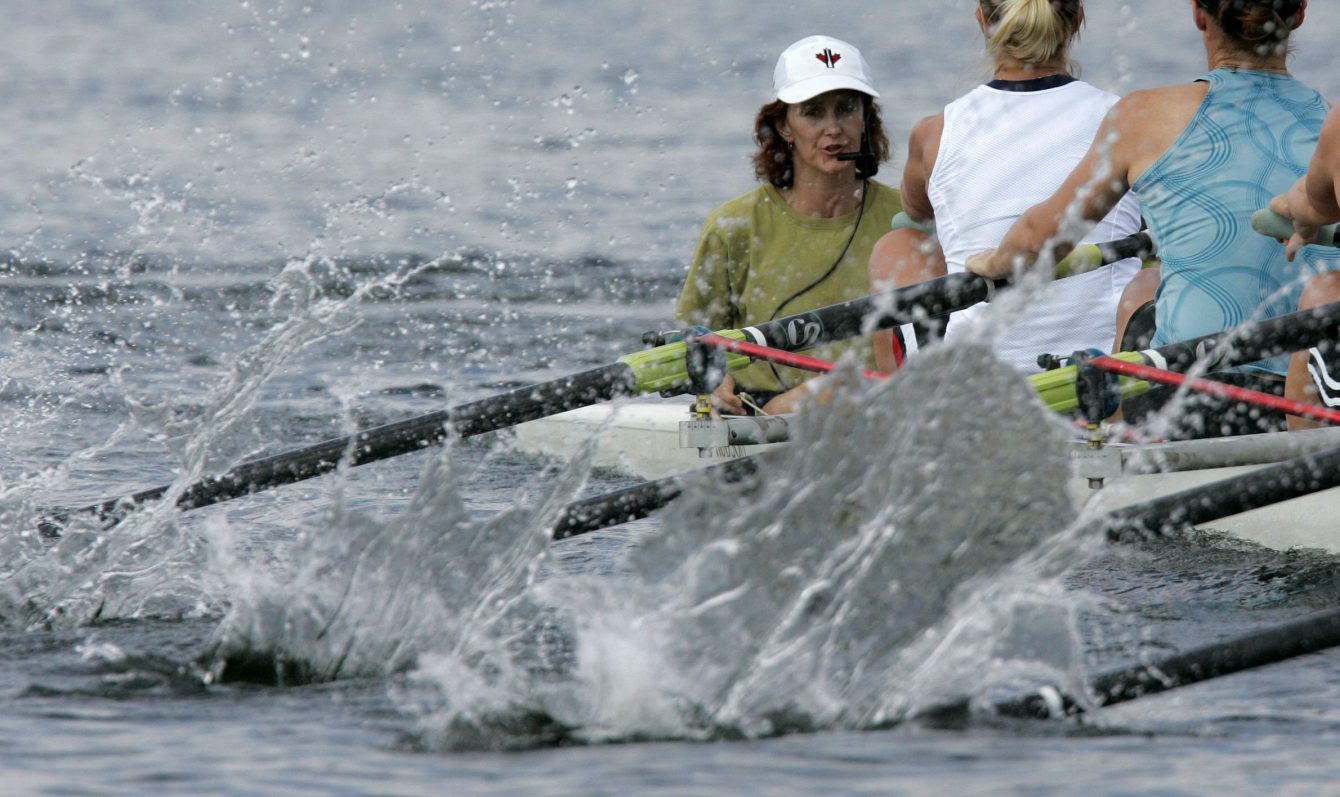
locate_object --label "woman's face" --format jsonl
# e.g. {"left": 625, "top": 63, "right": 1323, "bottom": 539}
{"left": 777, "top": 90, "right": 865, "bottom": 181}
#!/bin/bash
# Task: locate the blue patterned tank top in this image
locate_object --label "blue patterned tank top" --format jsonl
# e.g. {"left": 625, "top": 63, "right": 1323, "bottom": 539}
{"left": 1133, "top": 68, "right": 1339, "bottom": 374}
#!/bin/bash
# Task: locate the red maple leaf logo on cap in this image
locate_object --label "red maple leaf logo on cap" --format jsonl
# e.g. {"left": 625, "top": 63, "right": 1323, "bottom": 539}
{"left": 815, "top": 49, "right": 841, "bottom": 68}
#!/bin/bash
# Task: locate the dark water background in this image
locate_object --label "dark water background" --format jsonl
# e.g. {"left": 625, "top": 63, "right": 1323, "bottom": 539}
{"left": 2, "top": 2, "right": 1340, "bottom": 794}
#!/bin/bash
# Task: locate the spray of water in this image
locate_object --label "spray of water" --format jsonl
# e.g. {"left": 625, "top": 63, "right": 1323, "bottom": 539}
{"left": 553, "top": 344, "right": 1084, "bottom": 738}
{"left": 240, "top": 343, "right": 1091, "bottom": 750}
{"left": 0, "top": 253, "right": 446, "bottom": 630}
{"left": 0, "top": 244, "right": 1097, "bottom": 747}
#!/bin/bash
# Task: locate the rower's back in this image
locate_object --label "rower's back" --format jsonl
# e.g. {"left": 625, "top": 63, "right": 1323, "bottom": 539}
{"left": 921, "top": 0, "right": 1142, "bottom": 373}
{"left": 1135, "top": 67, "right": 1340, "bottom": 375}
{"left": 932, "top": 76, "right": 1142, "bottom": 372}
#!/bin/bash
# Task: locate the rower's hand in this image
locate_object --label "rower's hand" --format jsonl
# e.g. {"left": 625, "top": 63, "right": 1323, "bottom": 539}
{"left": 1269, "top": 179, "right": 1322, "bottom": 262}
{"left": 760, "top": 379, "right": 826, "bottom": 415}
{"left": 709, "top": 374, "right": 746, "bottom": 416}
{"left": 966, "top": 249, "right": 1010, "bottom": 280}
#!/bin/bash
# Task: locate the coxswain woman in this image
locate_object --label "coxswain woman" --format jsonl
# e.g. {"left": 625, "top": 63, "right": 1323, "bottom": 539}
{"left": 676, "top": 35, "right": 901, "bottom": 415}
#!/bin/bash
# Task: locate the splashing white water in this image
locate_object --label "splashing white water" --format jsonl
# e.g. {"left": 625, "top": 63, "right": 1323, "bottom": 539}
{"left": 221, "top": 343, "right": 1094, "bottom": 749}
{"left": 544, "top": 344, "right": 1085, "bottom": 738}
{"left": 0, "top": 254, "right": 446, "bottom": 630}
{"left": 205, "top": 444, "right": 587, "bottom": 685}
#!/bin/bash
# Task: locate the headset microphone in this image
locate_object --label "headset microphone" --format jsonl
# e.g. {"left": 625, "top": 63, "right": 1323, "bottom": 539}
{"left": 834, "top": 103, "right": 878, "bottom": 179}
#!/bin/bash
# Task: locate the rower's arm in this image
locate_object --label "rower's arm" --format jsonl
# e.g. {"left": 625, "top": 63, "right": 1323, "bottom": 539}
{"left": 899, "top": 113, "right": 944, "bottom": 223}
{"left": 1306, "top": 107, "right": 1340, "bottom": 222}
{"left": 1270, "top": 107, "right": 1340, "bottom": 261}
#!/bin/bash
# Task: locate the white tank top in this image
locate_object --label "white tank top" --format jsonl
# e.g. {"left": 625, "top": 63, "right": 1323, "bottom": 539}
{"left": 927, "top": 77, "right": 1143, "bottom": 373}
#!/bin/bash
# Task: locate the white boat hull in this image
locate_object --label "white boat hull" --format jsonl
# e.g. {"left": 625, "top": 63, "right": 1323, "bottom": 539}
{"left": 1072, "top": 465, "right": 1340, "bottom": 552}
{"left": 512, "top": 399, "right": 777, "bottom": 480}
{"left": 513, "top": 402, "right": 1340, "bottom": 553}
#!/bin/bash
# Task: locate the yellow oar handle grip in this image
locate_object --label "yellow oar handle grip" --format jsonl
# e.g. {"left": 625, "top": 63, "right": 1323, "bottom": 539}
{"left": 1053, "top": 243, "right": 1105, "bottom": 280}
{"left": 619, "top": 330, "right": 753, "bottom": 394}
{"left": 1028, "top": 351, "right": 1150, "bottom": 414}
{"left": 1251, "top": 208, "right": 1338, "bottom": 247}
{"left": 1053, "top": 231, "right": 1158, "bottom": 280}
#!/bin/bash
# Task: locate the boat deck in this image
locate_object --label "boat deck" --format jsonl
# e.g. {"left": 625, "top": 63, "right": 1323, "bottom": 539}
{"left": 513, "top": 401, "right": 1340, "bottom": 553}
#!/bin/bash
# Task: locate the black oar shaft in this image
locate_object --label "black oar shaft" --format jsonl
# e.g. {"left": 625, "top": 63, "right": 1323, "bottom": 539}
{"left": 1088, "top": 608, "right": 1340, "bottom": 709}
{"left": 71, "top": 363, "right": 637, "bottom": 526}
{"left": 1140, "top": 299, "right": 1340, "bottom": 374}
{"left": 550, "top": 455, "right": 761, "bottom": 540}
{"left": 992, "top": 607, "right": 1340, "bottom": 719}
{"left": 1103, "top": 442, "right": 1340, "bottom": 542}
{"left": 745, "top": 231, "right": 1148, "bottom": 355}
{"left": 747, "top": 273, "right": 997, "bottom": 352}
{"left": 1097, "top": 231, "right": 1157, "bottom": 263}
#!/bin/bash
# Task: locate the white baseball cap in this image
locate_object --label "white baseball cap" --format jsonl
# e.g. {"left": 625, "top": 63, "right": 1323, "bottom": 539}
{"left": 772, "top": 35, "right": 879, "bottom": 104}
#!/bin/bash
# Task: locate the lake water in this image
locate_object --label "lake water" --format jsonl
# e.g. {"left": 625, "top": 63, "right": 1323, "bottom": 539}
{"left": 3, "top": 2, "right": 1340, "bottom": 795}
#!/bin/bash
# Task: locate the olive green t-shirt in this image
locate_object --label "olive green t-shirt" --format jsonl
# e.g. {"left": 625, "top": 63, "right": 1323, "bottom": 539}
{"left": 675, "top": 180, "right": 902, "bottom": 392}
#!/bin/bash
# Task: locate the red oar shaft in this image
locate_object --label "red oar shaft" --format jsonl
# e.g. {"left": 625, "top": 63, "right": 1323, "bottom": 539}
{"left": 1090, "top": 355, "right": 1340, "bottom": 426}
{"left": 697, "top": 333, "right": 890, "bottom": 381}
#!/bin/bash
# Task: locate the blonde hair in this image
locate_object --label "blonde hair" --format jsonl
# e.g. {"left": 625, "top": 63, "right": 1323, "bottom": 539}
{"left": 980, "top": 0, "right": 1084, "bottom": 68}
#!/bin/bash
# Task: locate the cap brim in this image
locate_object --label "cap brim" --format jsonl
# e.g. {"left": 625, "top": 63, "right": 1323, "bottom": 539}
{"left": 776, "top": 75, "right": 879, "bottom": 104}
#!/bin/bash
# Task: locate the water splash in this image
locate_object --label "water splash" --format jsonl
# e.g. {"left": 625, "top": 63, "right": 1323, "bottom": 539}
{"left": 0, "top": 278, "right": 1099, "bottom": 746}
{"left": 220, "top": 343, "right": 1092, "bottom": 749}
{"left": 204, "top": 445, "right": 583, "bottom": 686}
{"left": 568, "top": 343, "right": 1084, "bottom": 737}
{"left": 0, "top": 253, "right": 445, "bottom": 630}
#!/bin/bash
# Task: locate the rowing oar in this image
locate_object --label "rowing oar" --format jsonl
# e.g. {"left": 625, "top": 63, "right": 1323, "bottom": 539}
{"left": 980, "top": 439, "right": 1340, "bottom": 719}
{"left": 1029, "top": 297, "right": 1340, "bottom": 414}
{"left": 40, "top": 267, "right": 1012, "bottom": 534}
{"left": 1052, "top": 229, "right": 1159, "bottom": 278}
{"left": 1101, "top": 439, "right": 1340, "bottom": 545}
{"left": 40, "top": 231, "right": 1157, "bottom": 533}
{"left": 1251, "top": 208, "right": 1339, "bottom": 247}
{"left": 549, "top": 297, "right": 1340, "bottom": 539}
{"left": 986, "top": 605, "right": 1340, "bottom": 720}
{"left": 552, "top": 454, "right": 769, "bottom": 540}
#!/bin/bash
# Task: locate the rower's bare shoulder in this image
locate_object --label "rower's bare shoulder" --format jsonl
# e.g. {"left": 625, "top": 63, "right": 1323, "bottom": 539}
{"left": 908, "top": 112, "right": 945, "bottom": 152}
{"left": 1103, "top": 84, "right": 1207, "bottom": 177}
{"left": 911, "top": 112, "right": 945, "bottom": 136}
{"left": 905, "top": 112, "right": 946, "bottom": 185}
{"left": 1108, "top": 83, "right": 1208, "bottom": 126}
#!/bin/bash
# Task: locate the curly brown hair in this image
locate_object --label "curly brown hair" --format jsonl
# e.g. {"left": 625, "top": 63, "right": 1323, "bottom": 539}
{"left": 750, "top": 95, "right": 890, "bottom": 189}
{"left": 1195, "top": 0, "right": 1305, "bottom": 55}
